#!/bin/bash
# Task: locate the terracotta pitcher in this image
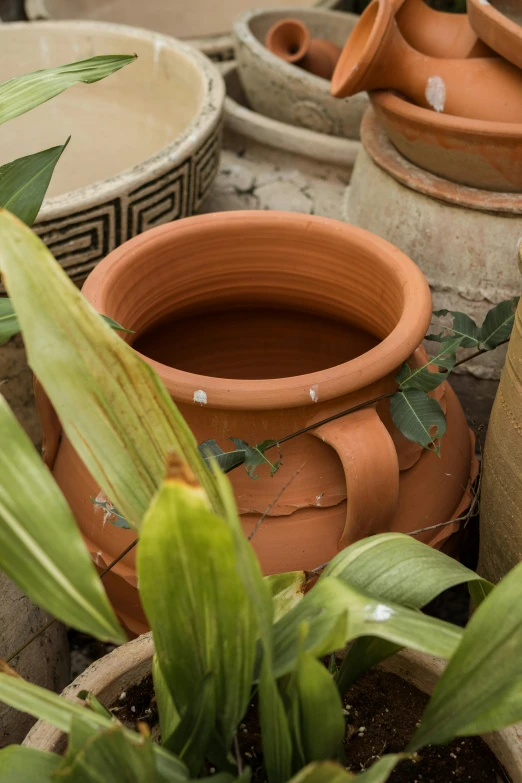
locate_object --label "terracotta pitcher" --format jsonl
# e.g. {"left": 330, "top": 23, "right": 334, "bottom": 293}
{"left": 265, "top": 18, "right": 341, "bottom": 80}
{"left": 396, "top": 0, "right": 492, "bottom": 59}
{"left": 36, "top": 212, "right": 477, "bottom": 635}
{"left": 331, "top": 0, "right": 522, "bottom": 123}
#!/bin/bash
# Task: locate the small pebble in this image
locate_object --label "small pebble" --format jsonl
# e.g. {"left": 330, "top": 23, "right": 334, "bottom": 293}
{"left": 119, "top": 691, "right": 126, "bottom": 701}
{"left": 130, "top": 705, "right": 136, "bottom": 713}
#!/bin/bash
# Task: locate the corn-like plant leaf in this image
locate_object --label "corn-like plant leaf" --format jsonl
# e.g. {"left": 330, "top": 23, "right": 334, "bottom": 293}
{"left": 322, "top": 534, "right": 492, "bottom": 694}
{"left": 153, "top": 655, "right": 180, "bottom": 746}
{"left": 0, "top": 55, "right": 136, "bottom": 125}
{"left": 54, "top": 725, "right": 169, "bottom": 782}
{"left": 410, "top": 559, "right": 522, "bottom": 750}
{"left": 389, "top": 389, "right": 446, "bottom": 454}
{"left": 285, "top": 632, "right": 345, "bottom": 767}
{"left": 0, "top": 675, "right": 188, "bottom": 781}
{"left": 0, "top": 210, "right": 223, "bottom": 527}
{"left": 77, "top": 691, "right": 113, "bottom": 720}
{"left": 272, "top": 577, "right": 462, "bottom": 679}
{"left": 266, "top": 571, "right": 306, "bottom": 622}
{"left": 259, "top": 659, "right": 293, "bottom": 783}
{"left": 0, "top": 396, "right": 125, "bottom": 643}
{"left": 286, "top": 757, "right": 403, "bottom": 783}
{"left": 395, "top": 336, "right": 463, "bottom": 393}
{"left": 428, "top": 309, "right": 480, "bottom": 348}
{"left": 164, "top": 674, "right": 216, "bottom": 776}
{"left": 0, "top": 141, "right": 69, "bottom": 226}
{"left": 0, "top": 746, "right": 60, "bottom": 782}
{"left": 137, "top": 464, "right": 257, "bottom": 751}
{"left": 478, "top": 297, "right": 519, "bottom": 349}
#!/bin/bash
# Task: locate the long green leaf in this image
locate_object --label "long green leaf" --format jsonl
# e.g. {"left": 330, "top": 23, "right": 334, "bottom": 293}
{"left": 286, "top": 757, "right": 403, "bottom": 783}
{"left": 0, "top": 141, "right": 69, "bottom": 226}
{"left": 272, "top": 577, "right": 462, "bottom": 679}
{"left": 428, "top": 309, "right": 480, "bottom": 348}
{"left": 259, "top": 658, "right": 293, "bottom": 783}
{"left": 153, "top": 655, "right": 180, "bottom": 746}
{"left": 410, "top": 559, "right": 522, "bottom": 749}
{"left": 165, "top": 674, "right": 216, "bottom": 776}
{"left": 137, "top": 469, "right": 257, "bottom": 750}
{"left": 0, "top": 675, "right": 188, "bottom": 781}
{"left": 0, "top": 209, "right": 223, "bottom": 527}
{"left": 478, "top": 297, "right": 519, "bottom": 349}
{"left": 389, "top": 389, "right": 446, "bottom": 454}
{"left": 395, "top": 336, "right": 463, "bottom": 393}
{"left": 266, "top": 571, "right": 306, "bottom": 622}
{"left": 0, "top": 396, "right": 125, "bottom": 643}
{"left": 0, "top": 56, "right": 136, "bottom": 125}
{"left": 0, "top": 746, "right": 60, "bottom": 782}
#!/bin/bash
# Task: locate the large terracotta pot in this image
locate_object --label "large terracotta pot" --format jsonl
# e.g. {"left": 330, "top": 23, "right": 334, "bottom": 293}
{"left": 265, "top": 18, "right": 341, "bottom": 79}
{"left": 200, "top": 64, "right": 360, "bottom": 220}
{"left": 344, "top": 109, "right": 522, "bottom": 382}
{"left": 234, "top": 8, "right": 367, "bottom": 138}
{"left": 1, "top": 572, "right": 69, "bottom": 747}
{"left": 480, "top": 293, "right": 522, "bottom": 585}
{"left": 330, "top": 0, "right": 522, "bottom": 123}
{"left": 370, "top": 90, "right": 522, "bottom": 193}
{"left": 396, "top": 0, "right": 491, "bottom": 59}
{"left": 37, "top": 213, "right": 477, "bottom": 634}
{"left": 468, "top": 0, "right": 522, "bottom": 70}
{"left": 23, "top": 636, "right": 522, "bottom": 783}
{"left": 0, "top": 21, "right": 224, "bottom": 289}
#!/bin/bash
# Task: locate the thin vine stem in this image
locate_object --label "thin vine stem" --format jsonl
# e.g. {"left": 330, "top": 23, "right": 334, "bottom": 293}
{"left": 453, "top": 337, "right": 510, "bottom": 368}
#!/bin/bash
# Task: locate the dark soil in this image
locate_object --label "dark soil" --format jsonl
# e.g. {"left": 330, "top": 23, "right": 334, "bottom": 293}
{"left": 343, "top": 668, "right": 508, "bottom": 782}
{"left": 107, "top": 673, "right": 159, "bottom": 733}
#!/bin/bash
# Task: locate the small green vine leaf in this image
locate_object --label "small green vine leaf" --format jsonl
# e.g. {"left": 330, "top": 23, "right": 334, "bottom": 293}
{"left": 427, "top": 310, "right": 480, "bottom": 348}
{"left": 478, "top": 297, "right": 519, "bottom": 350}
{"left": 390, "top": 389, "right": 446, "bottom": 455}
{"left": 90, "top": 497, "right": 131, "bottom": 529}
{"left": 241, "top": 438, "right": 281, "bottom": 479}
{"left": 396, "top": 336, "right": 463, "bottom": 393}
{"left": 100, "top": 315, "right": 134, "bottom": 334}
{"left": 198, "top": 437, "right": 281, "bottom": 479}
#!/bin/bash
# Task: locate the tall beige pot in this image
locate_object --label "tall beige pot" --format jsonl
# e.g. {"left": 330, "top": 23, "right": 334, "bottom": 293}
{"left": 480, "top": 289, "right": 522, "bottom": 584}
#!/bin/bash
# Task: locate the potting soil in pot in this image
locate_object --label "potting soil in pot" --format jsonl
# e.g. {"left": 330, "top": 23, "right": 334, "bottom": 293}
{"left": 132, "top": 307, "right": 379, "bottom": 379}
{"left": 104, "top": 668, "right": 509, "bottom": 782}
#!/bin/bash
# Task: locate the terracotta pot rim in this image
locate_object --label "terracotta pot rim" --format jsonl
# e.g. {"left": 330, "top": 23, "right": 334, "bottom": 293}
{"left": 82, "top": 210, "right": 431, "bottom": 410}
{"left": 371, "top": 89, "right": 522, "bottom": 140}
{"left": 234, "top": 6, "right": 356, "bottom": 90}
{"left": 362, "top": 105, "right": 522, "bottom": 213}
{"left": 222, "top": 63, "right": 361, "bottom": 166}
{"left": 3, "top": 20, "right": 224, "bottom": 222}
{"left": 467, "top": 0, "right": 522, "bottom": 69}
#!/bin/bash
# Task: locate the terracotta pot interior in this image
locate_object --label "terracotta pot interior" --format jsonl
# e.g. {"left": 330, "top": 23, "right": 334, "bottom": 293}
{"left": 265, "top": 19, "right": 311, "bottom": 62}
{"left": 330, "top": 1, "right": 380, "bottom": 97}
{"left": 102, "top": 222, "right": 406, "bottom": 384}
{"left": 0, "top": 24, "right": 205, "bottom": 197}
{"left": 248, "top": 9, "right": 353, "bottom": 52}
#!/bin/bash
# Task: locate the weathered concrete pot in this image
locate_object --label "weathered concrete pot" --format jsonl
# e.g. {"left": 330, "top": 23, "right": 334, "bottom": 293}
{"left": 199, "top": 64, "right": 360, "bottom": 220}
{"left": 23, "top": 638, "right": 522, "bottom": 782}
{"left": 0, "top": 21, "right": 223, "bottom": 287}
{"left": 25, "top": 0, "right": 343, "bottom": 61}
{"left": 343, "top": 109, "right": 522, "bottom": 381}
{"left": 1, "top": 572, "right": 69, "bottom": 747}
{"left": 480, "top": 293, "right": 522, "bottom": 585}
{"left": 234, "top": 7, "right": 367, "bottom": 137}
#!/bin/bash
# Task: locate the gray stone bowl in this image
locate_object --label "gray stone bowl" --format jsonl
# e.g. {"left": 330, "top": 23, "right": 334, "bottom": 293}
{"left": 233, "top": 6, "right": 367, "bottom": 138}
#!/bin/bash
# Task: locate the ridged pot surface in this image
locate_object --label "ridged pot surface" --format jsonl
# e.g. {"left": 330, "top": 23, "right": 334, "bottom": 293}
{"left": 37, "top": 212, "right": 476, "bottom": 634}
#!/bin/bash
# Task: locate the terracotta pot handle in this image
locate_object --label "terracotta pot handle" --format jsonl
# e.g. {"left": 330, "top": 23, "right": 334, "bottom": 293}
{"left": 34, "top": 377, "right": 62, "bottom": 469}
{"left": 312, "top": 407, "right": 399, "bottom": 551}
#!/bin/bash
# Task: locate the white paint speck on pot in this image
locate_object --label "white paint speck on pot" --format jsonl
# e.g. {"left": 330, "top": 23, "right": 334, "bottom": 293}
{"left": 310, "top": 384, "right": 319, "bottom": 402}
{"left": 364, "top": 603, "right": 395, "bottom": 622}
{"left": 193, "top": 390, "right": 207, "bottom": 404}
{"left": 425, "top": 76, "right": 446, "bottom": 112}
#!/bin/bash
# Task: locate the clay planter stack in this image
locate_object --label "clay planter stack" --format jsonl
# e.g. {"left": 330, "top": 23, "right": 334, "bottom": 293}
{"left": 36, "top": 212, "right": 477, "bottom": 634}
{"left": 334, "top": 0, "right": 522, "bottom": 385}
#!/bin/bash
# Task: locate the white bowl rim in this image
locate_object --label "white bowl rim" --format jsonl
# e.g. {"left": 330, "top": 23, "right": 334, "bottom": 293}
{"left": 1, "top": 20, "right": 225, "bottom": 220}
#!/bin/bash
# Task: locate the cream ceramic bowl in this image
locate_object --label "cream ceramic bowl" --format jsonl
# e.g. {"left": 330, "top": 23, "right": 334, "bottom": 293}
{"left": 0, "top": 21, "right": 224, "bottom": 283}
{"left": 233, "top": 7, "right": 367, "bottom": 138}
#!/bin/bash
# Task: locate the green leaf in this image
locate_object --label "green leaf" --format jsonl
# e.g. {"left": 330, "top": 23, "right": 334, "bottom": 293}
{"left": 478, "top": 297, "right": 519, "bottom": 350}
{"left": 429, "top": 309, "right": 480, "bottom": 348}
{"left": 164, "top": 674, "right": 216, "bottom": 776}
{"left": 286, "top": 633, "right": 345, "bottom": 766}
{"left": 0, "top": 675, "right": 188, "bottom": 781}
{"left": 199, "top": 438, "right": 281, "bottom": 479}
{"left": 355, "top": 756, "right": 405, "bottom": 782}
{"left": 0, "top": 297, "right": 19, "bottom": 346}
{"left": 286, "top": 757, "right": 404, "bottom": 783}
{"left": 198, "top": 438, "right": 246, "bottom": 472}
{"left": 259, "top": 658, "right": 293, "bottom": 783}
{"left": 272, "top": 577, "right": 462, "bottom": 679}
{"left": 0, "top": 210, "right": 223, "bottom": 528}
{"left": 152, "top": 655, "right": 180, "bottom": 745}
{"left": 322, "top": 533, "right": 492, "bottom": 694}
{"left": 137, "top": 470, "right": 257, "bottom": 749}
{"left": 266, "top": 571, "right": 306, "bottom": 622}
{"left": 0, "top": 55, "right": 136, "bottom": 125}
{"left": 77, "top": 691, "right": 113, "bottom": 719}
{"left": 0, "top": 746, "right": 60, "bottom": 782}
{"left": 54, "top": 725, "right": 169, "bottom": 782}
{"left": 240, "top": 439, "right": 281, "bottom": 479}
{"left": 0, "top": 141, "right": 69, "bottom": 226}
{"left": 100, "top": 314, "right": 135, "bottom": 334}
{"left": 0, "top": 396, "right": 125, "bottom": 643}
{"left": 90, "top": 497, "right": 131, "bottom": 529}
{"left": 395, "top": 336, "right": 463, "bottom": 392}
{"left": 389, "top": 389, "right": 446, "bottom": 454}
{"left": 410, "top": 559, "right": 522, "bottom": 750}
